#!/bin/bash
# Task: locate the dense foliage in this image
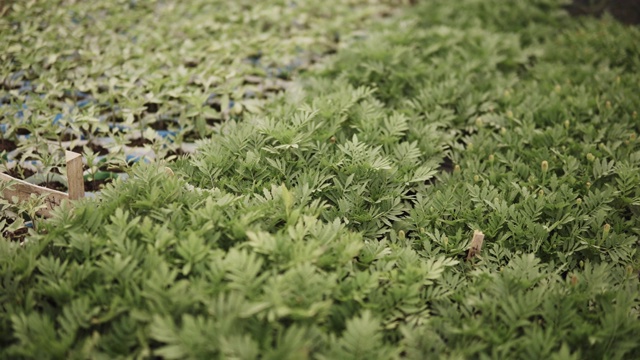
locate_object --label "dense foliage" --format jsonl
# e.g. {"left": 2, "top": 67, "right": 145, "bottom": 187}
{"left": 2, "top": 0, "right": 640, "bottom": 358}
{"left": 0, "top": 0, "right": 398, "bottom": 237}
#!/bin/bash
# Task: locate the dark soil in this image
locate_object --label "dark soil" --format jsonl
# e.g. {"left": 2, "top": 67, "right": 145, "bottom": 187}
{"left": 148, "top": 119, "right": 181, "bottom": 131}
{"left": 567, "top": 0, "right": 640, "bottom": 25}
{"left": 149, "top": 120, "right": 168, "bottom": 130}
{"left": 144, "top": 102, "right": 159, "bottom": 113}
{"left": 4, "top": 166, "right": 35, "bottom": 179}
{"left": 44, "top": 181, "right": 66, "bottom": 191}
{"left": 183, "top": 131, "right": 204, "bottom": 142}
{"left": 166, "top": 148, "right": 188, "bottom": 158}
{"left": 71, "top": 142, "right": 110, "bottom": 156}
{"left": 85, "top": 178, "right": 111, "bottom": 192}
{"left": 206, "top": 117, "right": 223, "bottom": 126}
{"left": 0, "top": 139, "right": 17, "bottom": 153}
{"left": 127, "top": 137, "right": 154, "bottom": 147}
{"left": 97, "top": 162, "right": 125, "bottom": 173}
{"left": 57, "top": 133, "right": 79, "bottom": 142}
{"left": 2, "top": 223, "right": 28, "bottom": 242}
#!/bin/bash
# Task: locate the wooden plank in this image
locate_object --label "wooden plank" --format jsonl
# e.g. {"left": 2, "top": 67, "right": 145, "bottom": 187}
{"left": 0, "top": 173, "right": 69, "bottom": 218}
{"left": 0, "top": 151, "right": 84, "bottom": 218}
{"left": 65, "top": 151, "right": 84, "bottom": 200}
{"left": 466, "top": 230, "right": 485, "bottom": 261}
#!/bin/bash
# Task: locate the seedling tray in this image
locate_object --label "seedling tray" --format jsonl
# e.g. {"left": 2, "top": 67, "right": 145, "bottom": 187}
{"left": 0, "top": 151, "right": 84, "bottom": 217}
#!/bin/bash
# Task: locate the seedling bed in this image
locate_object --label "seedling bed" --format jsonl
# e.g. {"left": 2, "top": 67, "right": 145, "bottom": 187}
{"left": 0, "top": 151, "right": 84, "bottom": 217}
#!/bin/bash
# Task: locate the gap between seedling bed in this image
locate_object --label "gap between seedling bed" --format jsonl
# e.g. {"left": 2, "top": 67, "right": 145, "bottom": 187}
{"left": 0, "top": 151, "right": 84, "bottom": 217}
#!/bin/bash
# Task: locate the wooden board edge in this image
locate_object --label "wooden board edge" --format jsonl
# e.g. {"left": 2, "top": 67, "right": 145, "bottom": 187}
{"left": 0, "top": 172, "right": 70, "bottom": 218}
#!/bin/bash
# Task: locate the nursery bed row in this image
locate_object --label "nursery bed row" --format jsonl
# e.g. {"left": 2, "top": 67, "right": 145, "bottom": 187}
{"left": 1, "top": 0, "right": 404, "bottom": 232}
{"left": 0, "top": 1, "right": 397, "bottom": 180}
{"left": 1, "top": 0, "right": 401, "bottom": 200}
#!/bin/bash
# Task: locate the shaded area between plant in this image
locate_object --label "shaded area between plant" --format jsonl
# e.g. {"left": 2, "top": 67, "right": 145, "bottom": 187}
{"left": 567, "top": 0, "right": 640, "bottom": 25}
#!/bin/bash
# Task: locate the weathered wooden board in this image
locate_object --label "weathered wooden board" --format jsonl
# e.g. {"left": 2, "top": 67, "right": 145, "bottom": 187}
{"left": 0, "top": 173, "right": 69, "bottom": 217}
{"left": 65, "top": 151, "right": 84, "bottom": 200}
{"left": 0, "top": 151, "right": 84, "bottom": 218}
{"left": 467, "top": 230, "right": 485, "bottom": 261}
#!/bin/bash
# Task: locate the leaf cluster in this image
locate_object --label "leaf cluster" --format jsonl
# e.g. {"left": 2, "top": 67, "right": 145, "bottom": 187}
{"left": 0, "top": 0, "right": 401, "bottom": 238}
